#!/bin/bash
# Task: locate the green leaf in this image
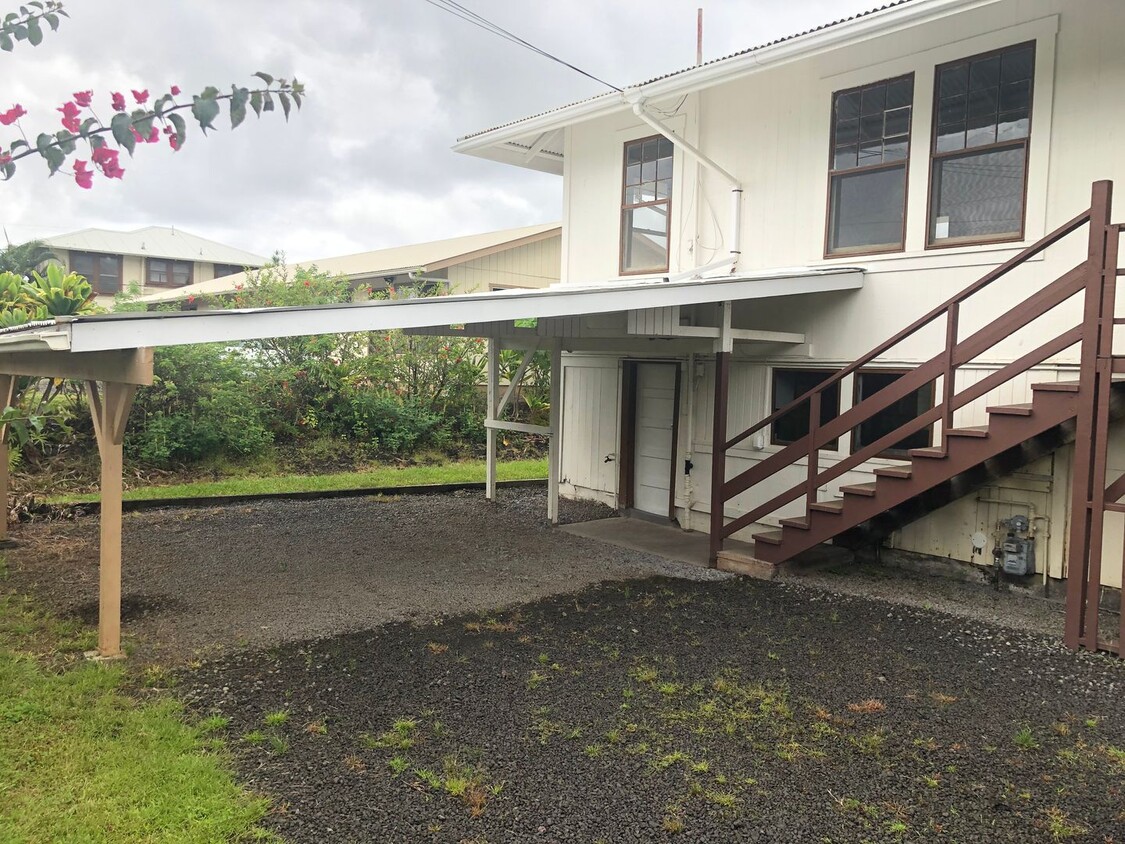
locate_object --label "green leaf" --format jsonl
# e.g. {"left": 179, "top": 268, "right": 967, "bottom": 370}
{"left": 229, "top": 85, "right": 249, "bottom": 130}
{"left": 132, "top": 109, "right": 154, "bottom": 138}
{"left": 34, "top": 132, "right": 52, "bottom": 155}
{"left": 153, "top": 93, "right": 173, "bottom": 117}
{"left": 191, "top": 94, "right": 220, "bottom": 132}
{"left": 168, "top": 112, "right": 186, "bottom": 149}
{"left": 278, "top": 91, "right": 291, "bottom": 121}
{"left": 262, "top": 91, "right": 274, "bottom": 113}
{"left": 0, "top": 161, "right": 14, "bottom": 181}
{"left": 25, "top": 16, "right": 40, "bottom": 45}
{"left": 0, "top": 32, "right": 12, "bottom": 51}
{"left": 54, "top": 130, "right": 76, "bottom": 155}
{"left": 9, "top": 139, "right": 28, "bottom": 152}
{"left": 249, "top": 90, "right": 263, "bottom": 117}
{"left": 88, "top": 135, "right": 106, "bottom": 150}
{"left": 253, "top": 71, "right": 274, "bottom": 85}
{"left": 77, "top": 117, "right": 97, "bottom": 139}
{"left": 110, "top": 112, "right": 136, "bottom": 155}
{"left": 42, "top": 145, "right": 64, "bottom": 175}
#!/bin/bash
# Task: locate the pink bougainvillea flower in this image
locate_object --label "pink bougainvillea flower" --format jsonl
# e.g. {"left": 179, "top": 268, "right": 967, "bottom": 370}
{"left": 131, "top": 89, "right": 149, "bottom": 104}
{"left": 130, "top": 127, "right": 144, "bottom": 142}
{"left": 168, "top": 133, "right": 180, "bottom": 151}
{"left": 0, "top": 152, "right": 10, "bottom": 166}
{"left": 58, "top": 101, "right": 82, "bottom": 133}
{"left": 111, "top": 92, "right": 126, "bottom": 112}
{"left": 0, "top": 104, "right": 27, "bottom": 126}
{"left": 73, "top": 160, "right": 93, "bottom": 189}
{"left": 170, "top": 85, "right": 181, "bottom": 96}
{"left": 91, "top": 145, "right": 125, "bottom": 179}
{"left": 145, "top": 126, "right": 159, "bottom": 143}
{"left": 73, "top": 90, "right": 93, "bottom": 108}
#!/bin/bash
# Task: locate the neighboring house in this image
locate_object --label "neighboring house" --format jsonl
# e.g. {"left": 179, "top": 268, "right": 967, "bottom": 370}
{"left": 43, "top": 226, "right": 267, "bottom": 301}
{"left": 138, "top": 223, "right": 562, "bottom": 305}
{"left": 454, "top": 0, "right": 1125, "bottom": 599}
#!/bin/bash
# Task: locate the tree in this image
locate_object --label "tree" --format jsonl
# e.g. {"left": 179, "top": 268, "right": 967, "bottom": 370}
{"left": 0, "top": 238, "right": 54, "bottom": 276}
{"left": 0, "top": 2, "right": 305, "bottom": 187}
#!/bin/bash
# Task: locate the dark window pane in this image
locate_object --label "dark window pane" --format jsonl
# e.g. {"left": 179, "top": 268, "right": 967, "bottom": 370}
{"left": 621, "top": 205, "right": 668, "bottom": 272}
{"left": 860, "top": 84, "right": 886, "bottom": 116}
{"left": 884, "top": 136, "right": 909, "bottom": 162}
{"left": 772, "top": 370, "right": 840, "bottom": 449}
{"left": 939, "top": 63, "right": 968, "bottom": 98}
{"left": 858, "top": 140, "right": 883, "bottom": 165}
{"left": 72, "top": 254, "right": 94, "bottom": 274}
{"left": 854, "top": 371, "right": 934, "bottom": 454}
{"left": 938, "top": 95, "right": 966, "bottom": 126}
{"left": 969, "top": 56, "right": 1001, "bottom": 90}
{"left": 930, "top": 146, "right": 1027, "bottom": 243}
{"left": 968, "top": 87, "right": 999, "bottom": 122}
{"left": 999, "top": 79, "right": 1030, "bottom": 113}
{"left": 657, "top": 137, "right": 674, "bottom": 159}
{"left": 172, "top": 262, "right": 191, "bottom": 286}
{"left": 834, "top": 118, "right": 859, "bottom": 148}
{"left": 884, "top": 106, "right": 911, "bottom": 137}
{"left": 836, "top": 90, "right": 861, "bottom": 121}
{"left": 642, "top": 138, "right": 657, "bottom": 162}
{"left": 997, "top": 112, "right": 1030, "bottom": 142}
{"left": 886, "top": 77, "right": 913, "bottom": 109}
{"left": 626, "top": 142, "right": 642, "bottom": 164}
{"left": 828, "top": 164, "right": 906, "bottom": 253}
{"left": 1001, "top": 45, "right": 1034, "bottom": 83}
{"left": 859, "top": 113, "right": 883, "bottom": 142}
{"left": 833, "top": 145, "right": 859, "bottom": 170}
{"left": 936, "top": 124, "right": 966, "bottom": 153}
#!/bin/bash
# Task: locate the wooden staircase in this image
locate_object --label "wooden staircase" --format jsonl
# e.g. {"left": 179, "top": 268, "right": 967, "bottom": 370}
{"left": 707, "top": 180, "right": 1125, "bottom": 656}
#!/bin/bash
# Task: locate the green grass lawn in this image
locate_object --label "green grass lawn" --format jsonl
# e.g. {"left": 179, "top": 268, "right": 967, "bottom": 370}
{"left": 49, "top": 457, "right": 548, "bottom": 504}
{"left": 0, "top": 588, "right": 271, "bottom": 843}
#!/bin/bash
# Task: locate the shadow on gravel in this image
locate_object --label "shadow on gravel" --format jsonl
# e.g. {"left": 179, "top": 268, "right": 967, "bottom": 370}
{"left": 179, "top": 576, "right": 1125, "bottom": 844}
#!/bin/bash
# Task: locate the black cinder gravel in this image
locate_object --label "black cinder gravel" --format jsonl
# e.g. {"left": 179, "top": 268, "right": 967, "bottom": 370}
{"left": 182, "top": 577, "right": 1125, "bottom": 844}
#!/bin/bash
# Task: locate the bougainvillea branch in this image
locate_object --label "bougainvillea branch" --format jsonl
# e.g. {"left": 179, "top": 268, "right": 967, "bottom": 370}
{"left": 0, "top": 1, "right": 66, "bottom": 51}
{"left": 0, "top": 75, "right": 305, "bottom": 186}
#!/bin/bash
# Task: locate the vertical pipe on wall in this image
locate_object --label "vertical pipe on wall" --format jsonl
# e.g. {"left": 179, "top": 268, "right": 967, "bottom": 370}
{"left": 547, "top": 341, "right": 563, "bottom": 524}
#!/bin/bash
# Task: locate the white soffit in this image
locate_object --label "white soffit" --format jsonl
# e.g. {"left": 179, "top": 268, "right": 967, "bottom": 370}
{"left": 0, "top": 267, "right": 863, "bottom": 354}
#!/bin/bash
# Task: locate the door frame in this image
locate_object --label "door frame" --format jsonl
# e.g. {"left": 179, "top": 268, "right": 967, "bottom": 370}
{"left": 619, "top": 359, "right": 682, "bottom": 520}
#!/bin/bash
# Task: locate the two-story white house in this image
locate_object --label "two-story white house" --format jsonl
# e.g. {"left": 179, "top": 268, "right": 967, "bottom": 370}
{"left": 453, "top": 0, "right": 1125, "bottom": 646}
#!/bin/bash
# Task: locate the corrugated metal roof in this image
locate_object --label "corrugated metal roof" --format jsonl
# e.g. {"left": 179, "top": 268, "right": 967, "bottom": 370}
{"left": 140, "top": 223, "right": 561, "bottom": 303}
{"left": 457, "top": 0, "right": 916, "bottom": 142}
{"left": 43, "top": 226, "right": 268, "bottom": 267}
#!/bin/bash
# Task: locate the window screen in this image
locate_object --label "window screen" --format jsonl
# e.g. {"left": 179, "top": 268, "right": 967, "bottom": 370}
{"left": 771, "top": 369, "right": 840, "bottom": 450}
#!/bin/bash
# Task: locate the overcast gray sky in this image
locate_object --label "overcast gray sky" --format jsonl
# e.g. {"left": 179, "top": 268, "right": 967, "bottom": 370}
{"left": 0, "top": 0, "right": 879, "bottom": 262}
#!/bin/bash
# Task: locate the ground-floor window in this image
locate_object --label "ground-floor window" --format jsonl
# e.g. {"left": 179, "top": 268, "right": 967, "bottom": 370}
{"left": 771, "top": 368, "right": 840, "bottom": 449}
{"left": 852, "top": 369, "right": 934, "bottom": 456}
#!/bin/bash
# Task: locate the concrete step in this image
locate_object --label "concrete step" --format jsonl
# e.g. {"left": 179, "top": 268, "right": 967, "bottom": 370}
{"left": 716, "top": 548, "right": 780, "bottom": 580}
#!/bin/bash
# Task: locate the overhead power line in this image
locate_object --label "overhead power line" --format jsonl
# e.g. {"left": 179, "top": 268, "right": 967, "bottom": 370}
{"left": 421, "top": 0, "right": 623, "bottom": 93}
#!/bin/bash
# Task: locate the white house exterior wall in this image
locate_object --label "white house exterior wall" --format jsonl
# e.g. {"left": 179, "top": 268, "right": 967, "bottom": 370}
{"left": 447, "top": 235, "right": 562, "bottom": 292}
{"left": 553, "top": 0, "right": 1125, "bottom": 586}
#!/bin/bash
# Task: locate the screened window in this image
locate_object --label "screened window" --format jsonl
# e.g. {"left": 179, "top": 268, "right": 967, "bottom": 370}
{"left": 212, "top": 263, "right": 242, "bottom": 279}
{"left": 147, "top": 258, "right": 192, "bottom": 288}
{"left": 620, "top": 136, "right": 672, "bottom": 274}
{"left": 71, "top": 251, "right": 121, "bottom": 295}
{"left": 771, "top": 369, "right": 840, "bottom": 450}
{"left": 928, "top": 42, "right": 1034, "bottom": 246}
{"left": 852, "top": 370, "right": 934, "bottom": 456}
{"left": 826, "top": 75, "right": 913, "bottom": 255}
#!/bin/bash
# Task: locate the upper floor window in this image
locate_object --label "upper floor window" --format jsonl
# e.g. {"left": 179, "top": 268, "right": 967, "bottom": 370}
{"left": 826, "top": 74, "right": 914, "bottom": 256}
{"left": 212, "top": 263, "right": 243, "bottom": 279}
{"left": 620, "top": 136, "right": 672, "bottom": 275}
{"left": 147, "top": 258, "right": 192, "bottom": 288}
{"left": 71, "top": 251, "right": 121, "bottom": 295}
{"left": 928, "top": 42, "right": 1034, "bottom": 247}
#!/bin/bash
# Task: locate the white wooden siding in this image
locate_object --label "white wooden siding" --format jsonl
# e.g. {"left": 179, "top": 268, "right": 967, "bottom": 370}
{"left": 446, "top": 234, "right": 561, "bottom": 293}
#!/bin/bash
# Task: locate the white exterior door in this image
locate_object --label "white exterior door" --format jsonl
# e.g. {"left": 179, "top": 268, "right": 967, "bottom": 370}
{"left": 633, "top": 363, "right": 677, "bottom": 517}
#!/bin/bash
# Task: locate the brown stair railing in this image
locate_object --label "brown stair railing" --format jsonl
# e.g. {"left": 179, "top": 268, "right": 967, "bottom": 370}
{"left": 709, "top": 181, "right": 1123, "bottom": 655}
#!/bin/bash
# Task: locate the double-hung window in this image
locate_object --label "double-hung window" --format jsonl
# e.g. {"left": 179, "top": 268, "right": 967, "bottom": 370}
{"left": 620, "top": 135, "right": 673, "bottom": 274}
{"left": 928, "top": 42, "right": 1034, "bottom": 246}
{"left": 147, "top": 258, "right": 192, "bottom": 288}
{"left": 71, "top": 251, "right": 121, "bottom": 295}
{"left": 826, "top": 75, "right": 914, "bottom": 255}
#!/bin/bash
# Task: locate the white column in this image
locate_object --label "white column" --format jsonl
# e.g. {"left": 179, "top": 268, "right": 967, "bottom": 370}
{"left": 547, "top": 341, "right": 563, "bottom": 524}
{"left": 486, "top": 337, "right": 499, "bottom": 501}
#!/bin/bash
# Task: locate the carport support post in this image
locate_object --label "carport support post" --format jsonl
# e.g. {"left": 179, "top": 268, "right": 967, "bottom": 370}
{"left": 0, "top": 374, "right": 16, "bottom": 543}
{"left": 709, "top": 302, "right": 733, "bottom": 566}
{"left": 547, "top": 341, "right": 562, "bottom": 524}
{"left": 486, "top": 338, "right": 500, "bottom": 501}
{"left": 86, "top": 380, "right": 137, "bottom": 659}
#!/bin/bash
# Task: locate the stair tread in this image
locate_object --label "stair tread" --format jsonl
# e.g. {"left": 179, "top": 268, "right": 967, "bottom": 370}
{"left": 947, "top": 425, "right": 990, "bottom": 437}
{"left": 987, "top": 403, "right": 1033, "bottom": 416}
{"left": 909, "top": 446, "right": 946, "bottom": 458}
{"left": 779, "top": 517, "right": 809, "bottom": 530}
{"left": 809, "top": 501, "right": 844, "bottom": 514}
{"left": 840, "top": 482, "right": 877, "bottom": 497}
{"left": 754, "top": 530, "right": 783, "bottom": 546}
{"left": 874, "top": 466, "right": 912, "bottom": 478}
{"left": 1031, "top": 380, "right": 1080, "bottom": 392}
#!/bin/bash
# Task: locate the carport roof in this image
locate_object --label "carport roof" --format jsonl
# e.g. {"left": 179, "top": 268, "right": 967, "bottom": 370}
{"left": 0, "top": 265, "right": 863, "bottom": 355}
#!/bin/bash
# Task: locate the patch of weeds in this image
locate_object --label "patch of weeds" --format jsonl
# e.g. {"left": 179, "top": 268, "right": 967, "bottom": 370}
{"left": 414, "top": 767, "right": 442, "bottom": 789}
{"left": 662, "top": 807, "right": 686, "bottom": 834}
{"left": 584, "top": 744, "right": 602, "bottom": 757}
{"left": 885, "top": 819, "right": 908, "bottom": 835}
{"left": 1051, "top": 721, "right": 1071, "bottom": 737}
{"left": 530, "top": 717, "right": 565, "bottom": 745}
{"left": 343, "top": 755, "right": 366, "bottom": 773}
{"left": 1043, "top": 807, "right": 1088, "bottom": 840}
{"left": 913, "top": 736, "right": 939, "bottom": 751}
{"left": 304, "top": 721, "right": 328, "bottom": 736}
{"left": 364, "top": 717, "right": 419, "bottom": 751}
{"left": 921, "top": 774, "right": 941, "bottom": 788}
{"left": 703, "top": 790, "right": 738, "bottom": 810}
{"left": 267, "top": 735, "right": 288, "bottom": 755}
{"left": 526, "top": 670, "right": 549, "bottom": 690}
{"left": 1013, "top": 726, "right": 1039, "bottom": 751}
{"left": 242, "top": 730, "right": 267, "bottom": 746}
{"left": 930, "top": 692, "right": 958, "bottom": 705}
{"left": 690, "top": 760, "right": 710, "bottom": 774}
{"left": 142, "top": 664, "right": 178, "bottom": 689}
{"left": 464, "top": 614, "right": 520, "bottom": 635}
{"left": 655, "top": 750, "right": 690, "bottom": 770}
{"left": 537, "top": 653, "right": 550, "bottom": 665}
{"left": 198, "top": 714, "right": 231, "bottom": 734}
{"left": 850, "top": 730, "right": 886, "bottom": 756}
{"left": 658, "top": 682, "right": 682, "bottom": 696}
{"left": 847, "top": 699, "right": 885, "bottom": 715}
{"left": 263, "top": 710, "right": 289, "bottom": 727}
{"left": 426, "top": 642, "right": 448, "bottom": 655}
{"left": 605, "top": 728, "right": 622, "bottom": 745}
{"left": 387, "top": 756, "right": 409, "bottom": 776}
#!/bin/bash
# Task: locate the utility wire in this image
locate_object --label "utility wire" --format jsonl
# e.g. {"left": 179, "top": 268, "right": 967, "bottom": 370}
{"left": 421, "top": 0, "right": 623, "bottom": 92}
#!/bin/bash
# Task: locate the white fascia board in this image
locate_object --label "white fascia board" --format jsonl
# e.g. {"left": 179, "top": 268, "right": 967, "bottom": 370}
{"left": 61, "top": 269, "right": 863, "bottom": 353}
{"left": 454, "top": 0, "right": 998, "bottom": 161}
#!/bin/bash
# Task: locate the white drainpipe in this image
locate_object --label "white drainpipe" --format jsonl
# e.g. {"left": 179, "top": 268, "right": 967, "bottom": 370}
{"left": 627, "top": 97, "right": 743, "bottom": 278}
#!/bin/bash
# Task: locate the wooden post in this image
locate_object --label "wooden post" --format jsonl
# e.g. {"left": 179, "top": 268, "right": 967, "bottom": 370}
{"left": 709, "top": 302, "right": 733, "bottom": 565}
{"left": 0, "top": 374, "right": 16, "bottom": 545}
{"left": 486, "top": 338, "right": 499, "bottom": 501}
{"left": 547, "top": 341, "right": 562, "bottom": 525}
{"left": 86, "top": 380, "right": 137, "bottom": 659}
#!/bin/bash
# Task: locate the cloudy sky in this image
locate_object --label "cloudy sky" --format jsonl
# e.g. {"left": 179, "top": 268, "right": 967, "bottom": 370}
{"left": 0, "top": 0, "right": 879, "bottom": 262}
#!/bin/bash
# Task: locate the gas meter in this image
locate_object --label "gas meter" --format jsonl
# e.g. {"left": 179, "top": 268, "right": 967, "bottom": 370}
{"left": 992, "top": 514, "right": 1035, "bottom": 577}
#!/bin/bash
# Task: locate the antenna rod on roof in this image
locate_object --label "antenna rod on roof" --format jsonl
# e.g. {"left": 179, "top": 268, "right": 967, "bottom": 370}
{"left": 696, "top": 8, "right": 703, "bottom": 66}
